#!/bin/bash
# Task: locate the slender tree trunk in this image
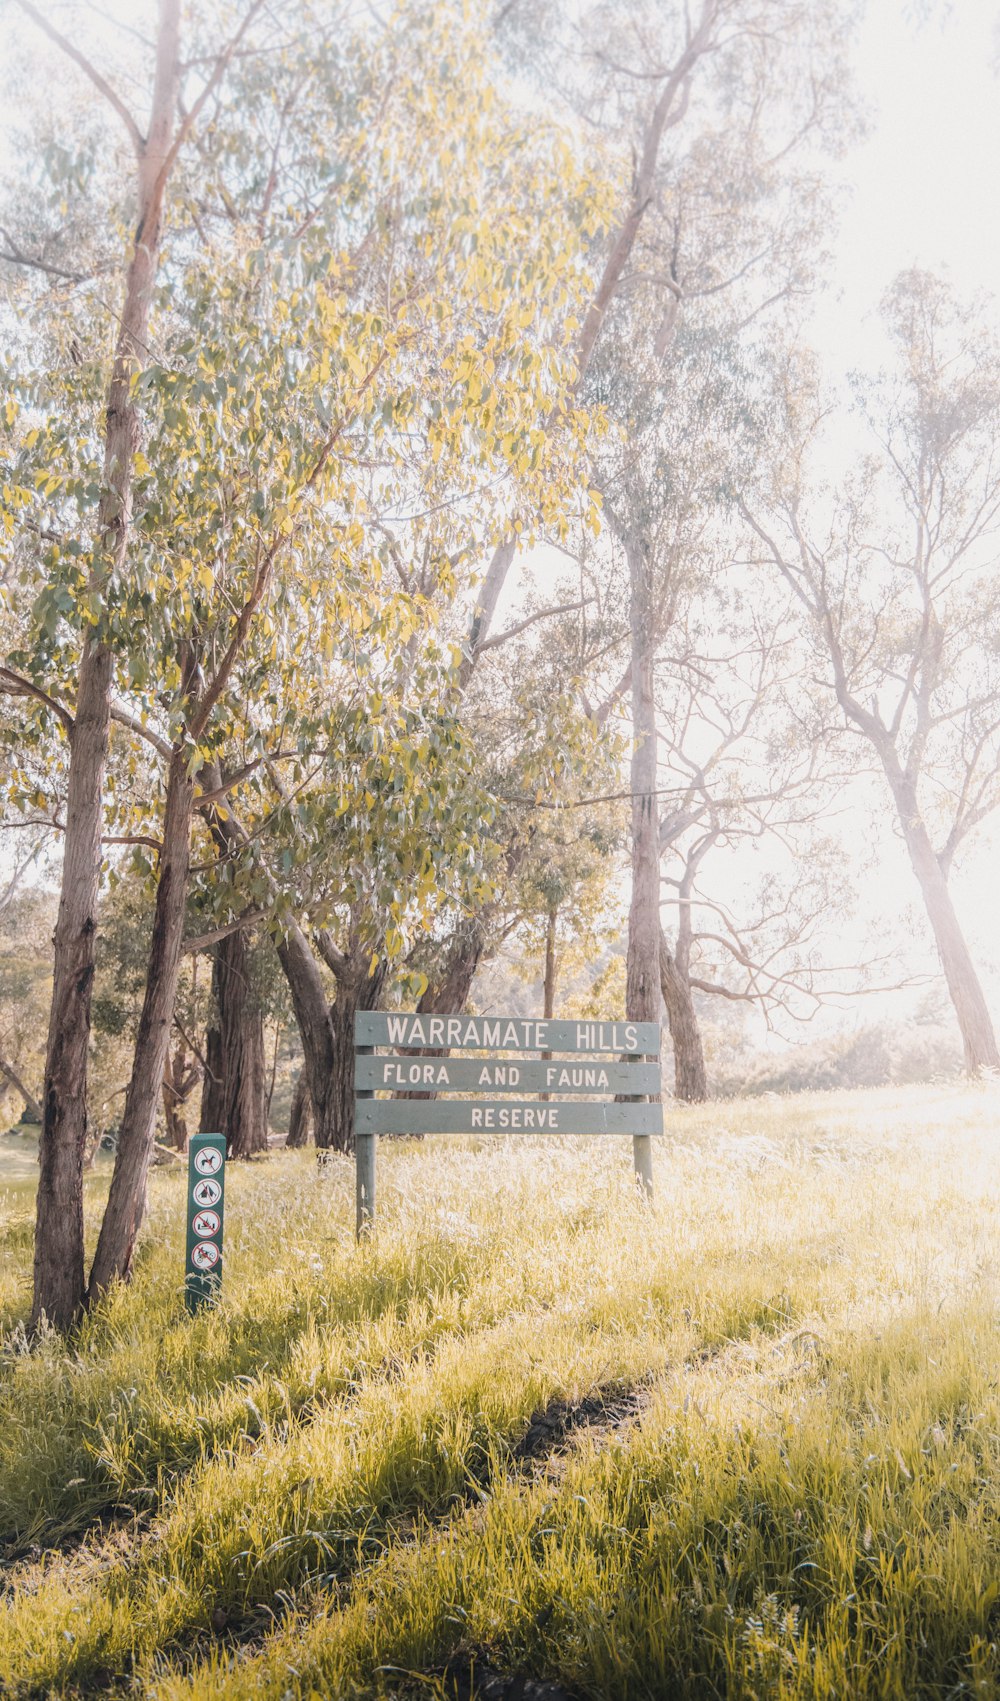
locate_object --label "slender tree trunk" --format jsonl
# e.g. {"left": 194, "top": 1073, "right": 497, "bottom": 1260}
{"left": 201, "top": 930, "right": 267, "bottom": 1157}
{"left": 199, "top": 1021, "right": 225, "bottom": 1136}
{"left": 625, "top": 544, "right": 661, "bottom": 1192}
{"left": 286, "top": 1067, "right": 313, "bottom": 1147}
{"left": 87, "top": 750, "right": 194, "bottom": 1299}
{"left": 887, "top": 773, "right": 1000, "bottom": 1074}
{"left": 540, "top": 905, "right": 558, "bottom": 1099}
{"left": 161, "top": 1041, "right": 194, "bottom": 1149}
{"left": 0, "top": 1055, "right": 42, "bottom": 1124}
{"left": 32, "top": 1, "right": 182, "bottom": 1330}
{"left": 658, "top": 930, "right": 708, "bottom": 1101}
{"left": 543, "top": 906, "right": 557, "bottom": 1019}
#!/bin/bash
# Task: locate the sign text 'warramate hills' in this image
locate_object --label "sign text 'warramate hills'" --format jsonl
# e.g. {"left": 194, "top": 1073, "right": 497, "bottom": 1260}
{"left": 355, "top": 1014, "right": 660, "bottom": 1054}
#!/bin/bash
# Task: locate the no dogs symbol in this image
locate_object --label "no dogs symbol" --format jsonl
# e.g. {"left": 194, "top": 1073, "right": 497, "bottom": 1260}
{"left": 192, "top": 1177, "right": 222, "bottom": 1208}
{"left": 191, "top": 1209, "right": 221, "bottom": 1238}
{"left": 191, "top": 1240, "right": 220, "bottom": 1272}
{"left": 193, "top": 1147, "right": 223, "bottom": 1177}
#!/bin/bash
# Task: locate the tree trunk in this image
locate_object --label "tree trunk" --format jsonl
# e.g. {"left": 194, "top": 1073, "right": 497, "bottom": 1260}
{"left": 395, "top": 916, "right": 490, "bottom": 1106}
{"left": 543, "top": 906, "right": 557, "bottom": 1019}
{"left": 418, "top": 915, "right": 489, "bottom": 1015}
{"left": 199, "top": 1021, "right": 225, "bottom": 1136}
{"left": 325, "top": 953, "right": 385, "bottom": 1153}
{"left": 32, "top": 2, "right": 182, "bottom": 1331}
{"left": 87, "top": 749, "right": 194, "bottom": 1300}
{"left": 625, "top": 543, "right": 661, "bottom": 1192}
{"left": 161, "top": 1036, "right": 199, "bottom": 1150}
{"left": 888, "top": 773, "right": 1000, "bottom": 1074}
{"left": 0, "top": 1055, "right": 42, "bottom": 1124}
{"left": 275, "top": 921, "right": 340, "bottom": 1149}
{"left": 202, "top": 929, "right": 267, "bottom": 1158}
{"left": 286, "top": 1067, "right": 312, "bottom": 1147}
{"left": 658, "top": 930, "right": 708, "bottom": 1102}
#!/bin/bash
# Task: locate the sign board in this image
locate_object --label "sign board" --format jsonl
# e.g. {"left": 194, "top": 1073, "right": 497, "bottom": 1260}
{"left": 356, "top": 1013, "right": 659, "bottom": 1054}
{"left": 355, "top": 1056, "right": 661, "bottom": 1095}
{"left": 353, "top": 1011, "right": 661, "bottom": 1234}
{"left": 185, "top": 1132, "right": 226, "bottom": 1311}
{"left": 357, "top": 1099, "right": 663, "bottom": 1136}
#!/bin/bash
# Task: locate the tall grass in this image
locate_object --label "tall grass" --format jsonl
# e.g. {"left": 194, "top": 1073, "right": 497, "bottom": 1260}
{"left": 1, "top": 1082, "right": 999, "bottom": 1698}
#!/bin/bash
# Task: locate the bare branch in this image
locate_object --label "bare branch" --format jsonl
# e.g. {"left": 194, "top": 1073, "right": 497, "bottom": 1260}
{"left": 13, "top": 0, "right": 144, "bottom": 153}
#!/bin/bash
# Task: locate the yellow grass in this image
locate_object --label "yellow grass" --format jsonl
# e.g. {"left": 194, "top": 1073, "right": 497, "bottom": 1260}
{"left": 1, "top": 1080, "right": 999, "bottom": 1698}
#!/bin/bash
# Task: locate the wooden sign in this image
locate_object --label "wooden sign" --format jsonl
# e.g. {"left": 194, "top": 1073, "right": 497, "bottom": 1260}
{"left": 357, "top": 1100, "right": 663, "bottom": 1136}
{"left": 185, "top": 1132, "right": 225, "bottom": 1311}
{"left": 355, "top": 1056, "right": 661, "bottom": 1095}
{"left": 352, "top": 1010, "right": 661, "bottom": 1233}
{"left": 356, "top": 1013, "right": 659, "bottom": 1054}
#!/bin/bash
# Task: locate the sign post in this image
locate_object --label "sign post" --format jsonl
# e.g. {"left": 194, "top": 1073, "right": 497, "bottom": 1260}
{"left": 355, "top": 1042, "right": 375, "bottom": 1236}
{"left": 353, "top": 1014, "right": 661, "bottom": 1234}
{"left": 185, "top": 1131, "right": 226, "bottom": 1311}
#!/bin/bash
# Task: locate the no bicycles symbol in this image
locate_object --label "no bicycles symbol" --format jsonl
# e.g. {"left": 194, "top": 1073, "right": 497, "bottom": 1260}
{"left": 185, "top": 1133, "right": 226, "bottom": 1312}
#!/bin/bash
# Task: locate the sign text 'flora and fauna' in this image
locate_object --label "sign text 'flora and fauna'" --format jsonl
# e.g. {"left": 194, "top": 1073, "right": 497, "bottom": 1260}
{"left": 353, "top": 1012, "right": 661, "bottom": 1233}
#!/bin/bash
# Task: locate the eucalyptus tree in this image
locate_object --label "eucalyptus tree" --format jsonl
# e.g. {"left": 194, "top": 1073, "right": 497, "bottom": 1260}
{"left": 651, "top": 588, "right": 874, "bottom": 1099}
{"left": 552, "top": 0, "right": 859, "bottom": 1168}
{"left": 745, "top": 271, "right": 1000, "bottom": 1074}
{"left": 1, "top": 0, "right": 605, "bottom": 1318}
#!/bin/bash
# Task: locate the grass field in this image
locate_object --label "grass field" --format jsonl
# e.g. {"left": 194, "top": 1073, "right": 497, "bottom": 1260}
{"left": 2, "top": 1082, "right": 1000, "bottom": 1699}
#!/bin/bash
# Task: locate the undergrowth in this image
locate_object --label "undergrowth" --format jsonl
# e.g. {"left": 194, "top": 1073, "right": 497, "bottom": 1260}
{"left": 1, "top": 1081, "right": 998, "bottom": 1698}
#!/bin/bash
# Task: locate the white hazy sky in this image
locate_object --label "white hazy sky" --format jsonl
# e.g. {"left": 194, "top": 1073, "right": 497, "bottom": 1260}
{"left": 813, "top": 0, "right": 1000, "bottom": 372}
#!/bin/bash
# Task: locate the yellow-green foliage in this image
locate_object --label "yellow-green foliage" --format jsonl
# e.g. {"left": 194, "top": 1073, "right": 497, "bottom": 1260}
{"left": 2, "top": 1082, "right": 1000, "bottom": 1698}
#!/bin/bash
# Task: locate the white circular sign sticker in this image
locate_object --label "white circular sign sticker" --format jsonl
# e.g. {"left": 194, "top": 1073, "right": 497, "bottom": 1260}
{"left": 191, "top": 1239, "right": 220, "bottom": 1271}
{"left": 192, "top": 1209, "right": 221, "bottom": 1238}
{"left": 192, "top": 1178, "right": 222, "bottom": 1208}
{"left": 194, "top": 1147, "right": 223, "bottom": 1176}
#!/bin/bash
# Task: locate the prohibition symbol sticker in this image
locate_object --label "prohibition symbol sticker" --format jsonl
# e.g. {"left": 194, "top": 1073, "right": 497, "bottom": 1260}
{"left": 191, "top": 1240, "right": 220, "bottom": 1271}
{"left": 192, "top": 1177, "right": 222, "bottom": 1208}
{"left": 192, "top": 1209, "right": 221, "bottom": 1238}
{"left": 194, "top": 1147, "right": 223, "bottom": 1176}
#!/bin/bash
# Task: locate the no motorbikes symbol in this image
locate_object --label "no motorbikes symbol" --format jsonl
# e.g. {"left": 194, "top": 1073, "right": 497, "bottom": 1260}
{"left": 191, "top": 1240, "right": 220, "bottom": 1271}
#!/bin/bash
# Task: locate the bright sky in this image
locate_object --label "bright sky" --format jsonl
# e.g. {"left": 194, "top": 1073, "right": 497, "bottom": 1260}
{"left": 813, "top": 0, "right": 1000, "bottom": 372}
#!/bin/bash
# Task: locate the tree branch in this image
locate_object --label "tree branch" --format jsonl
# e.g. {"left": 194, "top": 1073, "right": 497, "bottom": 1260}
{"left": 13, "top": 0, "right": 144, "bottom": 153}
{"left": 0, "top": 666, "right": 75, "bottom": 735}
{"left": 476, "top": 598, "right": 593, "bottom": 653}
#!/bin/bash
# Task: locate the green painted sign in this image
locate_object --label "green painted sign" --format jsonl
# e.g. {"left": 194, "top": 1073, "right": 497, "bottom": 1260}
{"left": 185, "top": 1132, "right": 226, "bottom": 1311}
{"left": 354, "top": 1055, "right": 661, "bottom": 1095}
{"left": 352, "top": 1009, "right": 662, "bottom": 1231}
{"left": 356, "top": 1099, "right": 664, "bottom": 1136}
{"left": 355, "top": 1013, "right": 660, "bottom": 1054}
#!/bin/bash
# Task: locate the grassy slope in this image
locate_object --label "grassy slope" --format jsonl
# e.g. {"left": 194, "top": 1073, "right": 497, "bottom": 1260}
{"left": 1, "top": 1083, "right": 999, "bottom": 1698}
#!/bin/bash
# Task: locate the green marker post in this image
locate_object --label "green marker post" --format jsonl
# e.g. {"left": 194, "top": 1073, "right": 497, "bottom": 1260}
{"left": 185, "top": 1132, "right": 226, "bottom": 1311}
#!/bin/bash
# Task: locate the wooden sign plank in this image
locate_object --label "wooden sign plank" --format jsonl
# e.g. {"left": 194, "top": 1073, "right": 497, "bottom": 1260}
{"left": 355, "top": 1056, "right": 661, "bottom": 1095}
{"left": 355, "top": 1100, "right": 664, "bottom": 1136}
{"left": 355, "top": 1012, "right": 660, "bottom": 1055}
